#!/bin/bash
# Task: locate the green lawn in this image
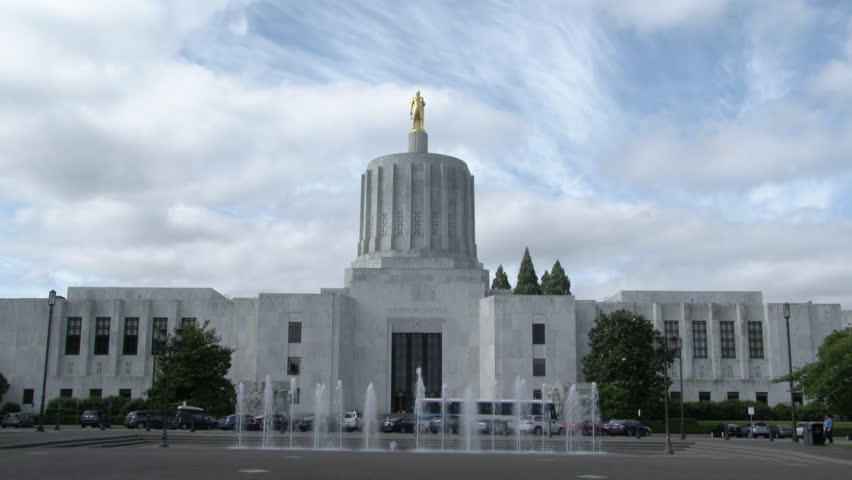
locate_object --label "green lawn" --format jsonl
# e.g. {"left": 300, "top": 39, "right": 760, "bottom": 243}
{"left": 643, "top": 419, "right": 851, "bottom": 436}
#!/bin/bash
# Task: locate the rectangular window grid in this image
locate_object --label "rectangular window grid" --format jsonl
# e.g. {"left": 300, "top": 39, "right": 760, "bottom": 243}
{"left": 532, "top": 358, "right": 546, "bottom": 377}
{"left": 181, "top": 317, "right": 196, "bottom": 330}
{"left": 123, "top": 318, "right": 139, "bottom": 355}
{"left": 720, "top": 321, "right": 736, "bottom": 359}
{"left": 288, "top": 322, "right": 302, "bottom": 344}
{"left": 664, "top": 321, "right": 680, "bottom": 357}
{"left": 727, "top": 392, "right": 739, "bottom": 400}
{"left": 748, "top": 321, "right": 764, "bottom": 359}
{"left": 23, "top": 389, "right": 34, "bottom": 405}
{"left": 59, "top": 388, "right": 73, "bottom": 398}
{"left": 65, "top": 317, "right": 82, "bottom": 355}
{"left": 152, "top": 317, "right": 168, "bottom": 354}
{"left": 94, "top": 317, "right": 110, "bottom": 356}
{"left": 692, "top": 321, "right": 707, "bottom": 358}
{"left": 118, "top": 389, "right": 132, "bottom": 399}
{"left": 699, "top": 391, "right": 711, "bottom": 401}
{"left": 532, "top": 323, "right": 545, "bottom": 345}
{"left": 89, "top": 389, "right": 102, "bottom": 399}
{"left": 756, "top": 392, "right": 768, "bottom": 404}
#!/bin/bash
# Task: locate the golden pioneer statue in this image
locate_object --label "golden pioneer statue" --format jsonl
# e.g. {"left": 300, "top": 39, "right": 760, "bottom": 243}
{"left": 410, "top": 91, "right": 425, "bottom": 131}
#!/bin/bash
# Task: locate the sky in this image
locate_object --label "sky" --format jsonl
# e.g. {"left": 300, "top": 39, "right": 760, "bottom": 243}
{"left": 2, "top": 0, "right": 852, "bottom": 308}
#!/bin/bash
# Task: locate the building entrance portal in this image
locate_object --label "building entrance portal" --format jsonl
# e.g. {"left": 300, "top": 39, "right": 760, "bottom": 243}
{"left": 391, "top": 333, "right": 441, "bottom": 413}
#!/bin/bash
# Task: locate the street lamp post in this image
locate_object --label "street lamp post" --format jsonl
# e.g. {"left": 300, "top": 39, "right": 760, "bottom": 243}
{"left": 37, "top": 290, "right": 57, "bottom": 432}
{"left": 783, "top": 303, "right": 798, "bottom": 443}
{"left": 677, "top": 339, "right": 685, "bottom": 440}
{"left": 158, "top": 328, "right": 182, "bottom": 448}
{"left": 653, "top": 334, "right": 679, "bottom": 455}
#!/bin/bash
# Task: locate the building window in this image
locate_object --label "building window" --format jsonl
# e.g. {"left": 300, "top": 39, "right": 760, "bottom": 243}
{"left": 123, "top": 318, "right": 139, "bottom": 355}
{"left": 532, "top": 358, "right": 546, "bottom": 377}
{"left": 118, "top": 389, "right": 132, "bottom": 399}
{"left": 532, "top": 323, "right": 545, "bottom": 345}
{"left": 152, "top": 317, "right": 168, "bottom": 353}
{"left": 288, "top": 322, "right": 302, "bottom": 344}
{"left": 756, "top": 392, "right": 768, "bottom": 404}
{"left": 670, "top": 391, "right": 681, "bottom": 400}
{"left": 664, "top": 320, "right": 680, "bottom": 357}
{"left": 65, "top": 317, "right": 82, "bottom": 355}
{"left": 699, "top": 391, "right": 711, "bottom": 402}
{"left": 89, "top": 389, "right": 102, "bottom": 399}
{"left": 692, "top": 321, "right": 707, "bottom": 358}
{"left": 181, "top": 317, "right": 196, "bottom": 330}
{"left": 720, "top": 321, "right": 736, "bottom": 359}
{"left": 793, "top": 392, "right": 803, "bottom": 404}
{"left": 59, "top": 388, "right": 73, "bottom": 398}
{"left": 22, "top": 389, "right": 34, "bottom": 405}
{"left": 532, "top": 389, "right": 542, "bottom": 400}
{"left": 748, "top": 321, "right": 764, "bottom": 359}
{"left": 293, "top": 387, "right": 300, "bottom": 405}
{"left": 287, "top": 357, "right": 301, "bottom": 376}
{"left": 727, "top": 392, "right": 739, "bottom": 400}
{"left": 94, "top": 317, "right": 111, "bottom": 355}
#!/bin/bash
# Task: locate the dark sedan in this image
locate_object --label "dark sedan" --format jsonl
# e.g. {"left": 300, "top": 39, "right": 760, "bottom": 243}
{"left": 603, "top": 419, "right": 648, "bottom": 436}
{"left": 246, "top": 414, "right": 287, "bottom": 432}
{"left": 217, "top": 414, "right": 255, "bottom": 430}
{"left": 123, "top": 411, "right": 162, "bottom": 430}
{"left": 770, "top": 424, "right": 794, "bottom": 438}
{"left": 382, "top": 417, "right": 419, "bottom": 433}
{"left": 711, "top": 423, "right": 744, "bottom": 438}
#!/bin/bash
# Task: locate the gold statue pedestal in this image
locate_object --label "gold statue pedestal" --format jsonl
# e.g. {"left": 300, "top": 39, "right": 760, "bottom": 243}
{"left": 408, "top": 130, "right": 428, "bottom": 153}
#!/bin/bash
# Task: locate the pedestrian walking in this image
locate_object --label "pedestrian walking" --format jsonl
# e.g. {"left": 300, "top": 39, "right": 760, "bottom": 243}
{"left": 823, "top": 414, "right": 833, "bottom": 444}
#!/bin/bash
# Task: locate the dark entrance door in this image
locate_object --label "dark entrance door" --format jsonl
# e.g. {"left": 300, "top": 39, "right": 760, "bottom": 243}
{"left": 391, "top": 333, "right": 441, "bottom": 413}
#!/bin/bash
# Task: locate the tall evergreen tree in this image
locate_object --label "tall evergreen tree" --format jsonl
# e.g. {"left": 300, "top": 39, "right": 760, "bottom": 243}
{"left": 514, "top": 247, "right": 541, "bottom": 295}
{"left": 542, "top": 259, "right": 571, "bottom": 295}
{"left": 491, "top": 265, "right": 512, "bottom": 290}
{"left": 540, "top": 270, "right": 551, "bottom": 293}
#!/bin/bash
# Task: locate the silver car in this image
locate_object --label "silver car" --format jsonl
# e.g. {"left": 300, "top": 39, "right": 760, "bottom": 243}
{"left": 2, "top": 412, "right": 34, "bottom": 428}
{"left": 742, "top": 422, "right": 770, "bottom": 438}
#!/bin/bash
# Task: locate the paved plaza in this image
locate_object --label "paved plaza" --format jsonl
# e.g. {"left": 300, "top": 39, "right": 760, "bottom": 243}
{"left": 1, "top": 428, "right": 850, "bottom": 480}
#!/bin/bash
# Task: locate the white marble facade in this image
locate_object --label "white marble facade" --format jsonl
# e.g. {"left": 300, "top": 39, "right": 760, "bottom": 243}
{"left": 1, "top": 132, "right": 849, "bottom": 414}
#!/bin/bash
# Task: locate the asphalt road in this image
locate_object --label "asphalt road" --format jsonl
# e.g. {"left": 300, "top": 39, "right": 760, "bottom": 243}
{"left": 1, "top": 443, "right": 850, "bottom": 480}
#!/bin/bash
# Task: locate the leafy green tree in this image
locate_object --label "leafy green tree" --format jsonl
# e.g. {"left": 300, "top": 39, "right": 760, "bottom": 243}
{"left": 491, "top": 265, "right": 512, "bottom": 290}
{"left": 147, "top": 321, "right": 236, "bottom": 417}
{"left": 1, "top": 402, "right": 20, "bottom": 415}
{"left": 0, "top": 372, "right": 8, "bottom": 402}
{"left": 542, "top": 260, "right": 571, "bottom": 295}
{"left": 782, "top": 327, "right": 852, "bottom": 416}
{"left": 514, "top": 247, "right": 541, "bottom": 295}
{"left": 582, "top": 310, "right": 665, "bottom": 419}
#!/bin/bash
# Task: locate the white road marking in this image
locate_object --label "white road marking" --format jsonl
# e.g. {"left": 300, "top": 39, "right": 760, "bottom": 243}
{"left": 238, "top": 469, "right": 269, "bottom": 473}
{"left": 28, "top": 451, "right": 48, "bottom": 455}
{"left": 286, "top": 455, "right": 303, "bottom": 459}
{"left": 577, "top": 476, "right": 608, "bottom": 479}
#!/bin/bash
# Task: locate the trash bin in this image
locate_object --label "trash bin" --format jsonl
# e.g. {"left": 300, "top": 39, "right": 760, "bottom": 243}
{"left": 803, "top": 422, "right": 825, "bottom": 445}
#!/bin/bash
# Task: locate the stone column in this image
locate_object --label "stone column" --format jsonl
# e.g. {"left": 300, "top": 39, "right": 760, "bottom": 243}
{"left": 408, "top": 131, "right": 428, "bottom": 153}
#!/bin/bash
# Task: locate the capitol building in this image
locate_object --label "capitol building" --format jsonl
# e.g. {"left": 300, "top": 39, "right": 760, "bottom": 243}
{"left": 2, "top": 99, "right": 850, "bottom": 414}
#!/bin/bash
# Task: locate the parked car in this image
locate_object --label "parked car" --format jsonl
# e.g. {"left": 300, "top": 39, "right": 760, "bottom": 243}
{"left": 741, "top": 422, "right": 770, "bottom": 438}
{"left": 478, "top": 418, "right": 512, "bottom": 435}
{"left": 519, "top": 415, "right": 563, "bottom": 435}
{"left": 603, "top": 419, "right": 649, "bottom": 436}
{"left": 296, "top": 416, "right": 315, "bottom": 432}
{"left": 80, "top": 410, "right": 107, "bottom": 428}
{"left": 217, "top": 414, "right": 254, "bottom": 430}
{"left": 796, "top": 423, "right": 806, "bottom": 438}
{"left": 769, "top": 424, "right": 793, "bottom": 439}
{"left": 382, "top": 417, "right": 419, "bottom": 433}
{"left": 429, "top": 415, "right": 460, "bottom": 434}
{"left": 246, "top": 414, "right": 287, "bottom": 432}
{"left": 2, "top": 412, "right": 34, "bottom": 428}
{"left": 711, "top": 423, "right": 744, "bottom": 438}
{"left": 343, "top": 411, "right": 362, "bottom": 432}
{"left": 167, "top": 405, "right": 205, "bottom": 430}
{"left": 123, "top": 411, "right": 163, "bottom": 430}
{"left": 570, "top": 420, "right": 603, "bottom": 436}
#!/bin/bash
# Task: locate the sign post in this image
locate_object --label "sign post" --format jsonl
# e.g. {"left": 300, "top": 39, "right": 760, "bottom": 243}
{"left": 748, "top": 407, "right": 755, "bottom": 438}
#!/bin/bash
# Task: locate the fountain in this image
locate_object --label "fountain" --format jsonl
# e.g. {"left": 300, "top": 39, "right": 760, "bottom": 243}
{"left": 363, "top": 383, "right": 376, "bottom": 450}
{"left": 590, "top": 382, "right": 599, "bottom": 453}
{"left": 262, "top": 375, "right": 273, "bottom": 449}
{"left": 513, "top": 376, "right": 525, "bottom": 452}
{"left": 462, "top": 384, "right": 480, "bottom": 451}
{"left": 565, "top": 384, "right": 578, "bottom": 453}
{"left": 414, "top": 368, "right": 425, "bottom": 450}
{"left": 335, "top": 380, "right": 343, "bottom": 449}
{"left": 440, "top": 384, "right": 447, "bottom": 451}
{"left": 313, "top": 383, "right": 328, "bottom": 449}
{"left": 288, "top": 377, "right": 296, "bottom": 449}
{"left": 236, "top": 382, "right": 245, "bottom": 449}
